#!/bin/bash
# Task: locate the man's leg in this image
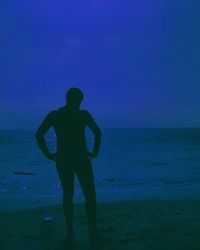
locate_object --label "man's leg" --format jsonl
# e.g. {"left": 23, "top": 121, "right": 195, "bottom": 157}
{"left": 56, "top": 162, "right": 75, "bottom": 236}
{"left": 75, "top": 159, "right": 97, "bottom": 239}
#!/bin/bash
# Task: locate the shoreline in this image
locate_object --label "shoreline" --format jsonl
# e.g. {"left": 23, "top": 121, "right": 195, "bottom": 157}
{"left": 1, "top": 185, "right": 200, "bottom": 212}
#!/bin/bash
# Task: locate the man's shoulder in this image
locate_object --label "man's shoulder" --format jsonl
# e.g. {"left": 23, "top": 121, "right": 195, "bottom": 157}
{"left": 46, "top": 109, "right": 59, "bottom": 121}
{"left": 80, "top": 109, "right": 92, "bottom": 117}
{"left": 51, "top": 106, "right": 66, "bottom": 115}
{"left": 48, "top": 108, "right": 92, "bottom": 120}
{"left": 80, "top": 110, "right": 95, "bottom": 123}
{"left": 80, "top": 109, "right": 89, "bottom": 114}
{"left": 48, "top": 110, "right": 57, "bottom": 116}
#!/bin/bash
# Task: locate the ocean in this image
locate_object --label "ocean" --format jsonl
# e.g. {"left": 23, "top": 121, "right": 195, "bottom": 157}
{"left": 0, "top": 128, "right": 200, "bottom": 209}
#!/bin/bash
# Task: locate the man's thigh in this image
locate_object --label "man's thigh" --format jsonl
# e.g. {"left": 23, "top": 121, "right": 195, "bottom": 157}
{"left": 56, "top": 158, "right": 75, "bottom": 193}
{"left": 75, "top": 158, "right": 96, "bottom": 198}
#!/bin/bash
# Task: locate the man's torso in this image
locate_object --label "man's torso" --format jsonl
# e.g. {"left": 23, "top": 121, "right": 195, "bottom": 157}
{"left": 51, "top": 107, "right": 89, "bottom": 157}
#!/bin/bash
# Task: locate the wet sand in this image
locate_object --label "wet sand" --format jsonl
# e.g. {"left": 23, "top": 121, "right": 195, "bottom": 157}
{"left": 1, "top": 198, "right": 200, "bottom": 250}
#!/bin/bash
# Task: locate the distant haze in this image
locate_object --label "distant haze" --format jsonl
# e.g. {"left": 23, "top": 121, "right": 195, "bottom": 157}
{"left": 1, "top": 1, "right": 200, "bottom": 129}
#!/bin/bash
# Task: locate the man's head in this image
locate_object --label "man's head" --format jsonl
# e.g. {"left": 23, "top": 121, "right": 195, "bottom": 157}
{"left": 66, "top": 87, "right": 84, "bottom": 109}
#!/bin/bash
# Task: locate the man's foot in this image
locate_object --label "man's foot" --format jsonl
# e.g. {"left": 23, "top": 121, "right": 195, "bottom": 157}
{"left": 89, "top": 233, "right": 112, "bottom": 248}
{"left": 65, "top": 230, "right": 74, "bottom": 245}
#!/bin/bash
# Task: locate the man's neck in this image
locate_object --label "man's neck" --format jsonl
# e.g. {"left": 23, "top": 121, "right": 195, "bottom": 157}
{"left": 64, "top": 104, "right": 80, "bottom": 111}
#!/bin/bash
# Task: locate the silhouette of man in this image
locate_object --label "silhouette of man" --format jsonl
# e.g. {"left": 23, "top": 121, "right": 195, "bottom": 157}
{"left": 35, "top": 88, "right": 108, "bottom": 247}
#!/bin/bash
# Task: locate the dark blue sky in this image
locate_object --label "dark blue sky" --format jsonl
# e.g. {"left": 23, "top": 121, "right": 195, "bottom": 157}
{"left": 1, "top": 0, "right": 200, "bottom": 128}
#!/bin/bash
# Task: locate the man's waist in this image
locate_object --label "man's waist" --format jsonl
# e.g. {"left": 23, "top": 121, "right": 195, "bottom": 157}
{"left": 56, "top": 148, "right": 88, "bottom": 155}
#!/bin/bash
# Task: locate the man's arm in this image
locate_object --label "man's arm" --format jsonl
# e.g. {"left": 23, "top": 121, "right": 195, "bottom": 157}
{"left": 35, "top": 111, "right": 56, "bottom": 160}
{"left": 85, "top": 111, "right": 102, "bottom": 159}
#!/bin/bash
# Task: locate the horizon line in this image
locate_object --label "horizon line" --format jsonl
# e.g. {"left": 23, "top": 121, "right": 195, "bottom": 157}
{"left": 0, "top": 126, "right": 200, "bottom": 130}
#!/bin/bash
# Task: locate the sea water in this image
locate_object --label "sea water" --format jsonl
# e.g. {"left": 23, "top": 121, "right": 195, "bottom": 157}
{"left": 0, "top": 128, "right": 200, "bottom": 209}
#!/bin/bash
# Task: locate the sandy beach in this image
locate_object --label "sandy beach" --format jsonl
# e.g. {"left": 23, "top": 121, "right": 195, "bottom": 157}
{"left": 1, "top": 198, "right": 200, "bottom": 250}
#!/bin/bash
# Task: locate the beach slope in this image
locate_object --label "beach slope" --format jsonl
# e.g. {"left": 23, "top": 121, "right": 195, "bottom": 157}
{"left": 1, "top": 199, "right": 200, "bottom": 250}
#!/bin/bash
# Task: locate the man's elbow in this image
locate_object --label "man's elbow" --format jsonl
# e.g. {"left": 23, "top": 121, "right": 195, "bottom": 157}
{"left": 96, "top": 127, "right": 102, "bottom": 138}
{"left": 35, "top": 131, "right": 42, "bottom": 141}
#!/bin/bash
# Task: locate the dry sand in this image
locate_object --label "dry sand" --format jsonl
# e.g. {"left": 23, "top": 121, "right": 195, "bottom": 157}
{"left": 1, "top": 198, "right": 200, "bottom": 250}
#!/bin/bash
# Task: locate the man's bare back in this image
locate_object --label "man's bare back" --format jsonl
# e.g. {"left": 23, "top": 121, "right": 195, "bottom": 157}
{"left": 36, "top": 106, "right": 101, "bottom": 159}
{"left": 35, "top": 88, "right": 109, "bottom": 248}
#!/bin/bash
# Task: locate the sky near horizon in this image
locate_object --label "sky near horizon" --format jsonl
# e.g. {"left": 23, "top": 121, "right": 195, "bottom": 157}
{"left": 1, "top": 0, "right": 200, "bottom": 129}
